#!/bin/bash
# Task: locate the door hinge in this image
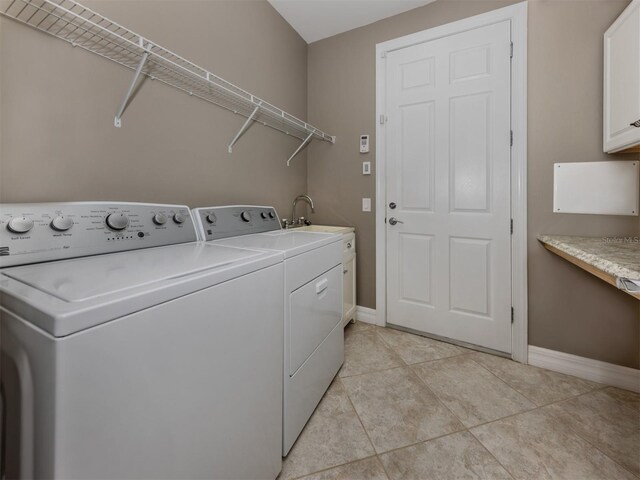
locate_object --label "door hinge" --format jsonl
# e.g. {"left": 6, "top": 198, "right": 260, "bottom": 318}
{"left": 511, "top": 307, "right": 514, "bottom": 323}
{"left": 510, "top": 218, "right": 513, "bottom": 234}
{"left": 380, "top": 114, "right": 387, "bottom": 125}
{"left": 510, "top": 41, "right": 513, "bottom": 59}
{"left": 381, "top": 51, "right": 387, "bottom": 59}
{"left": 510, "top": 130, "right": 513, "bottom": 147}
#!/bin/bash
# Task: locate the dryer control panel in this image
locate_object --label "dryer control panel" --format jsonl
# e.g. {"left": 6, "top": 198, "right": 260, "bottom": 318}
{"left": 193, "top": 205, "right": 281, "bottom": 241}
{"left": 0, "top": 202, "right": 197, "bottom": 267}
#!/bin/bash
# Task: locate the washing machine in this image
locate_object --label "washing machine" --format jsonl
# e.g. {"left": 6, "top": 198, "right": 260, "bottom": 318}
{"left": 192, "top": 205, "right": 344, "bottom": 455}
{"left": 0, "top": 202, "right": 284, "bottom": 480}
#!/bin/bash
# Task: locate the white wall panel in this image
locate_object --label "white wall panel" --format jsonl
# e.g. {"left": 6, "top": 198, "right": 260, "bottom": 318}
{"left": 553, "top": 161, "right": 639, "bottom": 216}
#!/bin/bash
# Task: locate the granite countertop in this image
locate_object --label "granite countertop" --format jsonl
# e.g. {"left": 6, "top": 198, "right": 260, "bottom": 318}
{"left": 538, "top": 235, "right": 640, "bottom": 282}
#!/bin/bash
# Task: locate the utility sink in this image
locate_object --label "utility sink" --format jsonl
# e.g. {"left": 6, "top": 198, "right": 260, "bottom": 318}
{"left": 294, "top": 225, "right": 354, "bottom": 234}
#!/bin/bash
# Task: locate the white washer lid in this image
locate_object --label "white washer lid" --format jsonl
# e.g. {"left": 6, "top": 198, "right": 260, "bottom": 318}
{"left": 3, "top": 242, "right": 261, "bottom": 302}
{"left": 0, "top": 242, "right": 283, "bottom": 337}
{"left": 213, "top": 230, "right": 341, "bottom": 258}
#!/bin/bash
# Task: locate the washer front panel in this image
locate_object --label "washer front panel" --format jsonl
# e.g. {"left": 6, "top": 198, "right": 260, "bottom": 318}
{"left": 194, "top": 205, "right": 280, "bottom": 240}
{"left": 0, "top": 202, "right": 197, "bottom": 267}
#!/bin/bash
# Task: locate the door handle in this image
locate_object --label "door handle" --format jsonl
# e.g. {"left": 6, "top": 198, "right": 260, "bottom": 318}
{"left": 388, "top": 217, "right": 404, "bottom": 225}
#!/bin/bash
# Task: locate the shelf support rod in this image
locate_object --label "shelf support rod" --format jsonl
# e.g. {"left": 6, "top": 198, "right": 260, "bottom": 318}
{"left": 114, "top": 45, "right": 152, "bottom": 128}
{"left": 228, "top": 102, "right": 261, "bottom": 153}
{"left": 287, "top": 131, "right": 314, "bottom": 166}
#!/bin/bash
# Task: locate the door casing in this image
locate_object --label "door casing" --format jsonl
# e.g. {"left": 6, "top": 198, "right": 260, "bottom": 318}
{"left": 375, "top": 2, "right": 528, "bottom": 363}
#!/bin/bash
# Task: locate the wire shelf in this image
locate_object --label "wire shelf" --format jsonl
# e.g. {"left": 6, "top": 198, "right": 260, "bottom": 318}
{"left": 1, "top": 0, "right": 336, "bottom": 146}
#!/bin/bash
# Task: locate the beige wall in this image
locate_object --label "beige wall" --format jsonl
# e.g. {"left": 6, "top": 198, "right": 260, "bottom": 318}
{"left": 0, "top": 0, "right": 309, "bottom": 216}
{"left": 307, "top": 0, "right": 640, "bottom": 368}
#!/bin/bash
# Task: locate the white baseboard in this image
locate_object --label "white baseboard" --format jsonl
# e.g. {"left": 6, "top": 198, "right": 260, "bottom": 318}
{"left": 356, "top": 306, "right": 378, "bottom": 325}
{"left": 528, "top": 346, "right": 640, "bottom": 393}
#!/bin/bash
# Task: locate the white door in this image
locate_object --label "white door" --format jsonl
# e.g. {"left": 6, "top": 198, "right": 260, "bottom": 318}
{"left": 385, "top": 20, "right": 512, "bottom": 353}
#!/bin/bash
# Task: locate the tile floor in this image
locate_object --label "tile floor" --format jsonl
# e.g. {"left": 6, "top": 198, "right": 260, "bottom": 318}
{"left": 279, "top": 322, "right": 640, "bottom": 480}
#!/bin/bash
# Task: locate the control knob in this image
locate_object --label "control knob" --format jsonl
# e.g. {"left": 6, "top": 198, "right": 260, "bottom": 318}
{"left": 153, "top": 213, "right": 168, "bottom": 225}
{"left": 105, "top": 212, "right": 130, "bottom": 231}
{"left": 51, "top": 216, "right": 74, "bottom": 232}
{"left": 240, "top": 211, "right": 252, "bottom": 222}
{"left": 7, "top": 216, "right": 34, "bottom": 234}
{"left": 260, "top": 212, "right": 268, "bottom": 219}
{"left": 268, "top": 212, "right": 275, "bottom": 219}
{"left": 173, "top": 213, "right": 186, "bottom": 224}
{"left": 206, "top": 213, "right": 217, "bottom": 224}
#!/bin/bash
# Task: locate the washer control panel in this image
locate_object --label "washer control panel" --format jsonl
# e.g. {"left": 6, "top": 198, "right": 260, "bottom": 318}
{"left": 193, "top": 205, "right": 280, "bottom": 241}
{"left": 0, "top": 202, "right": 197, "bottom": 267}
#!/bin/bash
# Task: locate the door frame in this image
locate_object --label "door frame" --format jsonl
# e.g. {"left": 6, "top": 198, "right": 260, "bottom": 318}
{"left": 375, "top": 2, "right": 528, "bottom": 363}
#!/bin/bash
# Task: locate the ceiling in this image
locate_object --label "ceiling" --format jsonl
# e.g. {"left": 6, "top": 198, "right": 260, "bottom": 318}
{"left": 267, "top": 0, "right": 436, "bottom": 43}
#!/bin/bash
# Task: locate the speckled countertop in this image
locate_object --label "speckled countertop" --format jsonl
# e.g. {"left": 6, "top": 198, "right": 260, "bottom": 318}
{"left": 538, "top": 235, "right": 640, "bottom": 281}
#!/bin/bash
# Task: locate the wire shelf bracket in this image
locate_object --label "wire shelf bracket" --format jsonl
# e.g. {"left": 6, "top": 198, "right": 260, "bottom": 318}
{"left": 228, "top": 102, "right": 261, "bottom": 153}
{"left": 1, "top": 0, "right": 336, "bottom": 157}
{"left": 287, "top": 131, "right": 314, "bottom": 166}
{"left": 114, "top": 42, "right": 152, "bottom": 128}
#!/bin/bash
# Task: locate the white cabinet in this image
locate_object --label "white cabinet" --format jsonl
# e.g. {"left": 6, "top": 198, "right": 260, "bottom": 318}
{"left": 342, "top": 232, "right": 357, "bottom": 325}
{"left": 604, "top": 0, "right": 640, "bottom": 153}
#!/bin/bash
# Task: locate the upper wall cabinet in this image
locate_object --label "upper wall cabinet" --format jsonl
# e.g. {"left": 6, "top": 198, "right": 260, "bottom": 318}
{"left": 604, "top": 0, "right": 640, "bottom": 153}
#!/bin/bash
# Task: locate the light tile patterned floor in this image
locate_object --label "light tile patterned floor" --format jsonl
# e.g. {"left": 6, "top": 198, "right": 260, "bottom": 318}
{"left": 279, "top": 322, "right": 640, "bottom": 480}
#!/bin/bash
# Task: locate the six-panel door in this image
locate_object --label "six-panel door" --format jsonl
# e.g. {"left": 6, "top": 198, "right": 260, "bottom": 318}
{"left": 385, "top": 20, "right": 513, "bottom": 353}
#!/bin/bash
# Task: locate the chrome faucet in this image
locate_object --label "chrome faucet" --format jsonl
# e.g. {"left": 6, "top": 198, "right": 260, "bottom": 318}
{"left": 290, "top": 195, "right": 315, "bottom": 227}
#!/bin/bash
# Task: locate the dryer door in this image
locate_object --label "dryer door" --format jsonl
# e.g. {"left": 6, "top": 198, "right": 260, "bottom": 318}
{"left": 289, "top": 265, "right": 342, "bottom": 376}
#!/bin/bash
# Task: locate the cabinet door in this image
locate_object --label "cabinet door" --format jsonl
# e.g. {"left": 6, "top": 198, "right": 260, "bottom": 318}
{"left": 604, "top": 0, "right": 640, "bottom": 153}
{"left": 343, "top": 233, "right": 356, "bottom": 256}
{"left": 342, "top": 255, "right": 356, "bottom": 325}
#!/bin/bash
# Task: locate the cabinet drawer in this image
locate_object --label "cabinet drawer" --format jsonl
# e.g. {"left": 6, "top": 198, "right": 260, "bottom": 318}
{"left": 289, "top": 265, "right": 343, "bottom": 375}
{"left": 343, "top": 233, "right": 355, "bottom": 255}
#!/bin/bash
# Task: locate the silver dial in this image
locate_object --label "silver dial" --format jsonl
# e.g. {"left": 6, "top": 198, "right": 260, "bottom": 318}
{"left": 206, "top": 213, "right": 217, "bottom": 224}
{"left": 173, "top": 213, "right": 186, "bottom": 224}
{"left": 7, "top": 216, "right": 34, "bottom": 234}
{"left": 240, "top": 211, "right": 252, "bottom": 222}
{"left": 51, "top": 216, "right": 74, "bottom": 232}
{"left": 153, "top": 213, "right": 168, "bottom": 225}
{"left": 268, "top": 212, "right": 275, "bottom": 219}
{"left": 105, "top": 213, "right": 130, "bottom": 231}
{"left": 260, "top": 212, "right": 268, "bottom": 219}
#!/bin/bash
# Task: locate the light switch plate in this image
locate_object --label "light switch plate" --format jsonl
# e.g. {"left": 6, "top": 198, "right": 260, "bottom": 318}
{"left": 362, "top": 198, "right": 371, "bottom": 212}
{"left": 363, "top": 161, "right": 371, "bottom": 175}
